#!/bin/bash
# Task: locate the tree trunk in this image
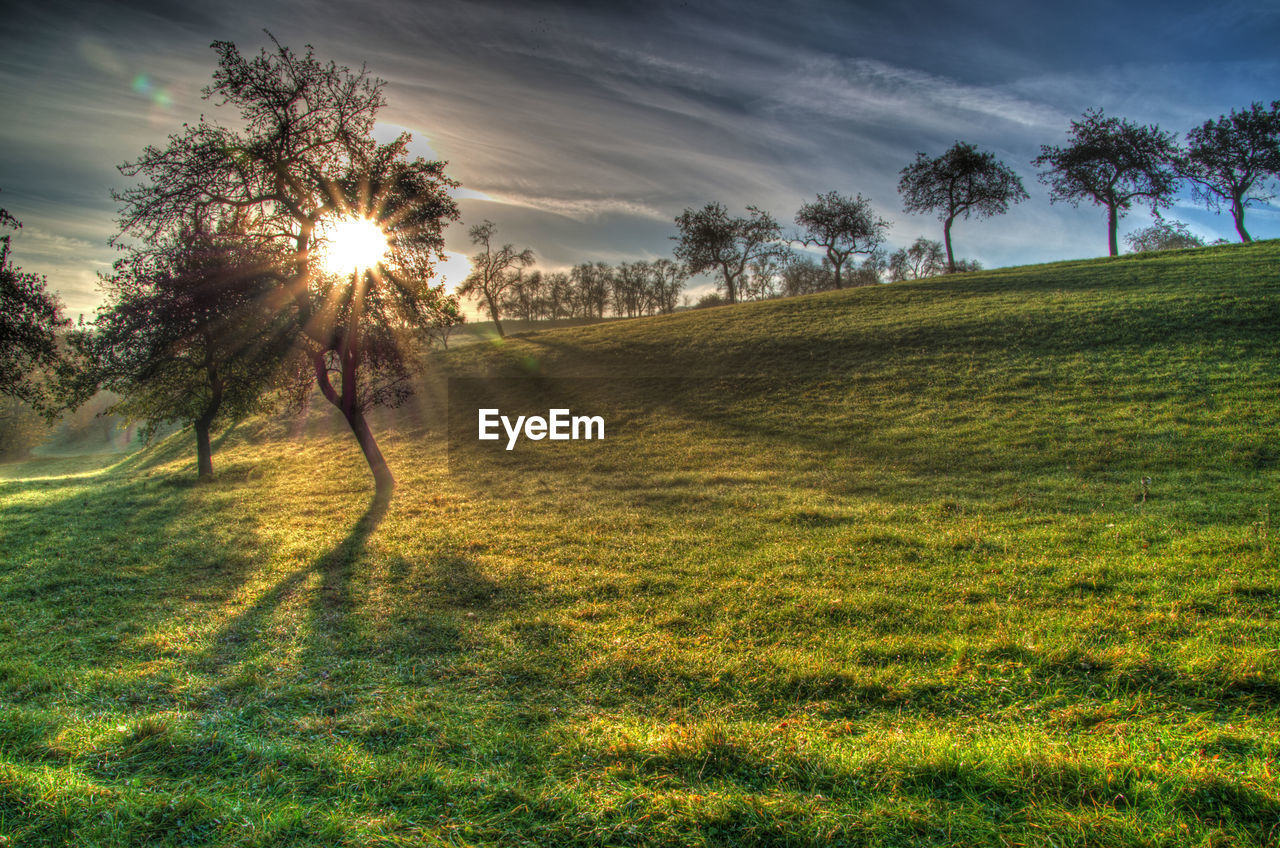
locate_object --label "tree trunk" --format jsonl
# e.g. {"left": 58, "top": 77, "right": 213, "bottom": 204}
{"left": 943, "top": 217, "right": 956, "bottom": 273}
{"left": 723, "top": 265, "right": 737, "bottom": 304}
{"left": 195, "top": 417, "right": 214, "bottom": 479}
{"left": 195, "top": 355, "right": 222, "bottom": 480}
{"left": 313, "top": 339, "right": 396, "bottom": 496}
{"left": 832, "top": 255, "right": 844, "bottom": 289}
{"left": 344, "top": 406, "right": 394, "bottom": 493}
{"left": 1107, "top": 205, "right": 1119, "bottom": 256}
{"left": 487, "top": 294, "right": 505, "bottom": 337}
{"left": 1233, "top": 195, "right": 1252, "bottom": 242}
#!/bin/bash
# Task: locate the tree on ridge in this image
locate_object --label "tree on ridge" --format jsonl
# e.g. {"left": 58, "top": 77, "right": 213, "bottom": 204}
{"left": 794, "top": 191, "right": 890, "bottom": 288}
{"left": 1179, "top": 101, "right": 1280, "bottom": 243}
{"left": 673, "top": 203, "right": 790, "bottom": 304}
{"left": 898, "top": 142, "right": 1026, "bottom": 273}
{"left": 457, "top": 219, "right": 534, "bottom": 337}
{"left": 1033, "top": 110, "right": 1179, "bottom": 257}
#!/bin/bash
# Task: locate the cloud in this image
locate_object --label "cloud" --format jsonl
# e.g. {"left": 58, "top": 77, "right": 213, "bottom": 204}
{"left": 483, "top": 193, "right": 669, "bottom": 222}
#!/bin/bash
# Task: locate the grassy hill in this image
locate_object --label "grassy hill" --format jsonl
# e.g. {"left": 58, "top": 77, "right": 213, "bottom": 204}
{"left": 2, "top": 241, "right": 1278, "bottom": 846}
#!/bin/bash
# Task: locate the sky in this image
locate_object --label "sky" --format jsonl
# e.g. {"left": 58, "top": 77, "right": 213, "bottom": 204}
{"left": 1, "top": 0, "right": 1278, "bottom": 317}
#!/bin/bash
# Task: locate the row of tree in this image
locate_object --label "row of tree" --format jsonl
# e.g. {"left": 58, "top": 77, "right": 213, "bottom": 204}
{"left": 454, "top": 221, "right": 689, "bottom": 336}
{"left": 457, "top": 101, "right": 1280, "bottom": 318}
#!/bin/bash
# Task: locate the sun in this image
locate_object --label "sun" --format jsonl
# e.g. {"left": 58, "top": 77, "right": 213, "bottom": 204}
{"left": 319, "top": 216, "right": 390, "bottom": 275}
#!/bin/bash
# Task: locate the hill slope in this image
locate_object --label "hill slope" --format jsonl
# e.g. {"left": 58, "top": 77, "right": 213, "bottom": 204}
{"left": 2, "top": 242, "right": 1278, "bottom": 846}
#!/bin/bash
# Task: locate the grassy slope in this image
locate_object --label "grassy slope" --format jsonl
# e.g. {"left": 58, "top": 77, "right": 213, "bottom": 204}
{"left": 1, "top": 241, "right": 1278, "bottom": 846}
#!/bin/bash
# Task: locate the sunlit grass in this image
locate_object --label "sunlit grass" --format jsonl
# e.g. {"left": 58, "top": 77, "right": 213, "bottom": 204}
{"left": 1, "top": 240, "right": 1278, "bottom": 845}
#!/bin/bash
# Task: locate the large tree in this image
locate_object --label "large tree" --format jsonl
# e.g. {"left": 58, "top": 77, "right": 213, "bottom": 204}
{"left": 673, "top": 203, "right": 789, "bottom": 304}
{"left": 1179, "top": 101, "right": 1280, "bottom": 243}
{"left": 794, "top": 191, "right": 890, "bottom": 288}
{"left": 77, "top": 219, "right": 297, "bottom": 478}
{"left": 114, "top": 37, "right": 459, "bottom": 492}
{"left": 1033, "top": 110, "right": 1180, "bottom": 257}
{"left": 897, "top": 142, "right": 1026, "bottom": 273}
{"left": 0, "top": 201, "right": 67, "bottom": 408}
{"left": 457, "top": 220, "right": 534, "bottom": 337}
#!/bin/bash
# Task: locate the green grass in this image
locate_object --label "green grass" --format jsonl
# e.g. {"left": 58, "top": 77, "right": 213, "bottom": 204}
{"left": 2, "top": 241, "right": 1278, "bottom": 845}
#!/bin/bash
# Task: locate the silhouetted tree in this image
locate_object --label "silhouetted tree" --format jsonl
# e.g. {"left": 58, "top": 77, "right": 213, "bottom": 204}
{"left": 114, "top": 36, "right": 459, "bottom": 493}
{"left": 570, "top": 262, "right": 611, "bottom": 318}
{"left": 1125, "top": 215, "right": 1205, "bottom": 252}
{"left": 1179, "top": 102, "right": 1280, "bottom": 243}
{"left": 888, "top": 237, "right": 947, "bottom": 281}
{"left": 794, "top": 191, "right": 890, "bottom": 287}
{"left": 611, "top": 261, "right": 649, "bottom": 317}
{"left": 649, "top": 258, "right": 687, "bottom": 314}
{"left": 74, "top": 219, "right": 296, "bottom": 478}
{"left": 898, "top": 142, "right": 1026, "bottom": 273}
{"left": 499, "top": 268, "right": 544, "bottom": 322}
{"left": 0, "top": 200, "right": 67, "bottom": 408}
{"left": 1033, "top": 110, "right": 1180, "bottom": 257}
{"left": 458, "top": 220, "right": 534, "bottom": 337}
{"left": 542, "top": 271, "right": 574, "bottom": 319}
{"left": 673, "top": 203, "right": 789, "bottom": 304}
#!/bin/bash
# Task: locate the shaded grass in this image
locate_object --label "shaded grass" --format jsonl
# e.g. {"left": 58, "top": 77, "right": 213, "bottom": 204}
{"left": 1, "top": 242, "right": 1278, "bottom": 845}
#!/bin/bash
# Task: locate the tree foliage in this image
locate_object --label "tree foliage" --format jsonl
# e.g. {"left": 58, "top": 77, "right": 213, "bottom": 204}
{"left": 673, "top": 203, "right": 790, "bottom": 303}
{"left": 794, "top": 192, "right": 890, "bottom": 288}
{"left": 1125, "top": 216, "right": 1205, "bottom": 253}
{"left": 113, "top": 36, "right": 460, "bottom": 491}
{"left": 898, "top": 142, "right": 1026, "bottom": 272}
{"left": 1033, "top": 110, "right": 1180, "bottom": 257}
{"left": 0, "top": 202, "right": 68, "bottom": 408}
{"left": 74, "top": 220, "right": 298, "bottom": 477}
{"left": 1179, "top": 101, "right": 1280, "bottom": 243}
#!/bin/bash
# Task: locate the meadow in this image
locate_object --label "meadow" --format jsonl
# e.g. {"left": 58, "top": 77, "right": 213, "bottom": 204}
{"left": 1, "top": 241, "right": 1278, "bottom": 846}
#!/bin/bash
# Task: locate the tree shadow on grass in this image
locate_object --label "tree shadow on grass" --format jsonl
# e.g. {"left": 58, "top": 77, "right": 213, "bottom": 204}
{"left": 202, "top": 489, "right": 393, "bottom": 677}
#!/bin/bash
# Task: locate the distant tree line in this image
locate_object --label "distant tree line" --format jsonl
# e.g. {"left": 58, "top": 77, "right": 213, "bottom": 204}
{"left": 458, "top": 99, "right": 1280, "bottom": 317}
{"left": 456, "top": 221, "right": 691, "bottom": 337}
